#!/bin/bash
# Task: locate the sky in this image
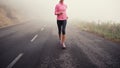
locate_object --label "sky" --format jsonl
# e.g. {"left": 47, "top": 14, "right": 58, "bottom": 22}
{"left": 0, "top": 0, "right": 120, "bottom": 23}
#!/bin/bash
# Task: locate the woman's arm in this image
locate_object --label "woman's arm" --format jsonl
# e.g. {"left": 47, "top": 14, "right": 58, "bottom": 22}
{"left": 55, "top": 5, "right": 63, "bottom": 15}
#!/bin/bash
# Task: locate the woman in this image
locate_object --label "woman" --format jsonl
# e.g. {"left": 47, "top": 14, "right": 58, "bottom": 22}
{"left": 54, "top": 0, "right": 68, "bottom": 49}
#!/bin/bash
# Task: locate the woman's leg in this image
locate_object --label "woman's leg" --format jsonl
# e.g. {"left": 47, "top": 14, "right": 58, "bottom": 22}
{"left": 57, "top": 20, "right": 62, "bottom": 40}
{"left": 61, "top": 20, "right": 67, "bottom": 47}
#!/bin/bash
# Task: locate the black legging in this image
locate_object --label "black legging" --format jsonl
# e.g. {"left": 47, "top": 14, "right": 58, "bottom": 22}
{"left": 57, "top": 20, "right": 67, "bottom": 35}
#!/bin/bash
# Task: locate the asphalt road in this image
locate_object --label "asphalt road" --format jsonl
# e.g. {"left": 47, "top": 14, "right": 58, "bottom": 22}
{"left": 0, "top": 20, "right": 120, "bottom": 68}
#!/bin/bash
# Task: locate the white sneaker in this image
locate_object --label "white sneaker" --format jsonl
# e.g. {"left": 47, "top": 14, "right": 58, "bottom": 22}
{"left": 62, "top": 43, "right": 66, "bottom": 49}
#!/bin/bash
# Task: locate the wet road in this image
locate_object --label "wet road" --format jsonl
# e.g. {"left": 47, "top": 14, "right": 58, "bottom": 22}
{"left": 0, "top": 20, "right": 120, "bottom": 68}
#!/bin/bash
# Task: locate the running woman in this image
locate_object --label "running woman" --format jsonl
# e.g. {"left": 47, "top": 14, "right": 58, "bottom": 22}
{"left": 54, "top": 0, "right": 68, "bottom": 49}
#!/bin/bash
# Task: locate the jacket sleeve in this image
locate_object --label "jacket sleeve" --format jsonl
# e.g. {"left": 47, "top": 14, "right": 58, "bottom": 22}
{"left": 54, "top": 5, "right": 59, "bottom": 15}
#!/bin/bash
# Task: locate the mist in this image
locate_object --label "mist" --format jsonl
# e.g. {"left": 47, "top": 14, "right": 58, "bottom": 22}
{"left": 0, "top": 0, "right": 120, "bottom": 23}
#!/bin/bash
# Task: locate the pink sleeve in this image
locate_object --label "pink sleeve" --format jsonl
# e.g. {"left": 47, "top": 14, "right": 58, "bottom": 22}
{"left": 55, "top": 5, "right": 59, "bottom": 15}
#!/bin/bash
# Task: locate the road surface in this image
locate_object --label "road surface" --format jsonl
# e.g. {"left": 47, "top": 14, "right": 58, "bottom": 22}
{"left": 0, "top": 20, "right": 120, "bottom": 68}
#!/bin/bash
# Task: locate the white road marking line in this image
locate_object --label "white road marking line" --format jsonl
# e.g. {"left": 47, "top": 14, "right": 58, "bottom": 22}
{"left": 41, "top": 28, "right": 44, "bottom": 31}
{"left": 31, "top": 34, "right": 38, "bottom": 42}
{"left": 7, "top": 53, "right": 23, "bottom": 68}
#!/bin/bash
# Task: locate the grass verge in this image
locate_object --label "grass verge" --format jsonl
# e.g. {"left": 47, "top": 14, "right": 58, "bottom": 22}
{"left": 76, "top": 21, "right": 120, "bottom": 43}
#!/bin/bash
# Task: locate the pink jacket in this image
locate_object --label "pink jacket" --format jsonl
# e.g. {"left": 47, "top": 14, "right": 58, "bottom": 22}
{"left": 55, "top": 3, "right": 68, "bottom": 20}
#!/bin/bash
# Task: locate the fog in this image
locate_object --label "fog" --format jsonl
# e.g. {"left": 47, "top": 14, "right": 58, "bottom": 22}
{"left": 1, "top": 0, "right": 120, "bottom": 23}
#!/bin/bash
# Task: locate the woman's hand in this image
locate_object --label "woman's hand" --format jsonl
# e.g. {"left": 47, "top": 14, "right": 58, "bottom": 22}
{"left": 57, "top": 12, "right": 63, "bottom": 16}
{"left": 59, "top": 12, "right": 63, "bottom": 15}
{"left": 60, "top": 12, "right": 63, "bottom": 15}
{"left": 67, "top": 16, "right": 68, "bottom": 19}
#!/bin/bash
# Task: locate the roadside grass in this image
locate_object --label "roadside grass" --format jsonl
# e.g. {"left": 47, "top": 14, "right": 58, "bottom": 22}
{"left": 77, "top": 21, "right": 120, "bottom": 42}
